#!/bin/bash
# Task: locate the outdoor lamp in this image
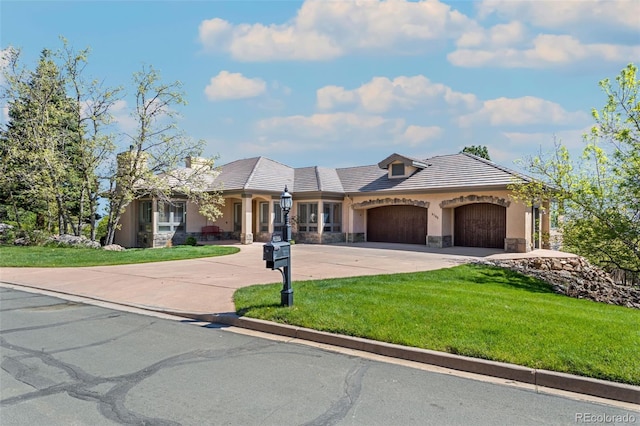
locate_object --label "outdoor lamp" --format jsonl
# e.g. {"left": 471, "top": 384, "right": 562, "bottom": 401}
{"left": 280, "top": 185, "right": 293, "bottom": 212}
{"left": 281, "top": 186, "right": 293, "bottom": 243}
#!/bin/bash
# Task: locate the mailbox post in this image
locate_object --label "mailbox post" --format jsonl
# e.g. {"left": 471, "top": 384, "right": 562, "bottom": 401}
{"left": 262, "top": 186, "right": 293, "bottom": 307}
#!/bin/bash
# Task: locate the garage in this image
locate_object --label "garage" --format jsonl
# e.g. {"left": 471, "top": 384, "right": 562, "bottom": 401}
{"left": 367, "top": 205, "right": 427, "bottom": 244}
{"left": 454, "top": 203, "right": 506, "bottom": 248}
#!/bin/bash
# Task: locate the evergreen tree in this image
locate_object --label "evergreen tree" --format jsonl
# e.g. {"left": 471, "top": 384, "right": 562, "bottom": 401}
{"left": 461, "top": 145, "right": 491, "bottom": 160}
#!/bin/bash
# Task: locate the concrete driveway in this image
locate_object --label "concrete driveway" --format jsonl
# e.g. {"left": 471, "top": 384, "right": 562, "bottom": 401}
{"left": 0, "top": 242, "right": 561, "bottom": 316}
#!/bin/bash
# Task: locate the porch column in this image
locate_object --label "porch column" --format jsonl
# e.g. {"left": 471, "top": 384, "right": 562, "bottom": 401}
{"left": 240, "top": 193, "right": 253, "bottom": 244}
{"left": 541, "top": 200, "right": 551, "bottom": 249}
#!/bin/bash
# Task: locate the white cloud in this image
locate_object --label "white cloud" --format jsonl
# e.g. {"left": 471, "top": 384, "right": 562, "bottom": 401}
{"left": 452, "top": 0, "right": 640, "bottom": 68}
{"left": 256, "top": 112, "right": 441, "bottom": 150}
{"left": 317, "top": 75, "right": 477, "bottom": 113}
{"left": 198, "top": 0, "right": 476, "bottom": 61}
{"left": 458, "top": 96, "right": 589, "bottom": 128}
{"left": 502, "top": 127, "right": 591, "bottom": 151}
{"left": 456, "top": 21, "right": 527, "bottom": 49}
{"left": 477, "top": 0, "right": 640, "bottom": 31}
{"left": 401, "top": 125, "right": 443, "bottom": 147}
{"left": 449, "top": 34, "right": 640, "bottom": 68}
{"left": 204, "top": 71, "right": 266, "bottom": 101}
{"left": 110, "top": 100, "right": 138, "bottom": 136}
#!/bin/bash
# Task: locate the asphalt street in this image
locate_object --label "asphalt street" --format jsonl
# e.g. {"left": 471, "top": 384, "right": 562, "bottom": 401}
{"left": 1, "top": 288, "right": 638, "bottom": 426}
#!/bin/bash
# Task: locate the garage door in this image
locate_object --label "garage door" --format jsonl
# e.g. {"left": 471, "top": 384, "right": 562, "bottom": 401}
{"left": 454, "top": 203, "right": 506, "bottom": 248}
{"left": 367, "top": 205, "right": 427, "bottom": 244}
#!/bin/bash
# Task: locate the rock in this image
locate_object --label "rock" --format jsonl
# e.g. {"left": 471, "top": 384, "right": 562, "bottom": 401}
{"left": 481, "top": 256, "right": 639, "bottom": 310}
{"left": 102, "top": 244, "right": 125, "bottom": 251}
{"left": 47, "top": 234, "right": 101, "bottom": 249}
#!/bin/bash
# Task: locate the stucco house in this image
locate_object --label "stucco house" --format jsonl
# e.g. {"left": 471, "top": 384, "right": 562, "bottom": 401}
{"left": 114, "top": 152, "right": 550, "bottom": 253}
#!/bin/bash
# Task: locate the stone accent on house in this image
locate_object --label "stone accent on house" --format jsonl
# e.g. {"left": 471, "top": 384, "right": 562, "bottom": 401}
{"left": 294, "top": 232, "right": 346, "bottom": 244}
{"left": 346, "top": 233, "right": 366, "bottom": 243}
{"left": 240, "top": 233, "right": 253, "bottom": 244}
{"left": 439, "top": 195, "right": 511, "bottom": 209}
{"left": 482, "top": 257, "right": 640, "bottom": 309}
{"left": 254, "top": 232, "right": 271, "bottom": 243}
{"left": 427, "top": 235, "right": 452, "bottom": 248}
{"left": 352, "top": 198, "right": 430, "bottom": 209}
{"left": 153, "top": 231, "right": 186, "bottom": 248}
{"left": 505, "top": 238, "right": 529, "bottom": 253}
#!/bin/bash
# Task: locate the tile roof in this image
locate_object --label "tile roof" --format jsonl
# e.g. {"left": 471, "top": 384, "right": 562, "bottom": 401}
{"left": 207, "top": 152, "right": 531, "bottom": 196}
{"left": 212, "top": 157, "right": 294, "bottom": 192}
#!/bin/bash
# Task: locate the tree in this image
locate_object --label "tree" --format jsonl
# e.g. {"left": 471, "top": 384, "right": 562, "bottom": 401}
{"left": 2, "top": 41, "right": 223, "bottom": 244}
{"left": 461, "top": 145, "right": 491, "bottom": 160}
{"left": 103, "top": 65, "right": 223, "bottom": 245}
{"left": 510, "top": 64, "right": 639, "bottom": 284}
{"left": 58, "top": 39, "right": 122, "bottom": 240}
{"left": 1, "top": 47, "right": 84, "bottom": 234}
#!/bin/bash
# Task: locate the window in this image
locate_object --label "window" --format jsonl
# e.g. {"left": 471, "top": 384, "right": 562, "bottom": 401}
{"left": 157, "top": 201, "right": 185, "bottom": 232}
{"left": 273, "top": 201, "right": 282, "bottom": 226}
{"left": 297, "top": 202, "right": 318, "bottom": 232}
{"left": 139, "top": 200, "right": 152, "bottom": 232}
{"left": 323, "top": 203, "right": 341, "bottom": 232}
{"left": 259, "top": 202, "right": 269, "bottom": 232}
{"left": 272, "top": 201, "right": 283, "bottom": 236}
{"left": 233, "top": 203, "right": 242, "bottom": 232}
{"left": 391, "top": 163, "right": 405, "bottom": 176}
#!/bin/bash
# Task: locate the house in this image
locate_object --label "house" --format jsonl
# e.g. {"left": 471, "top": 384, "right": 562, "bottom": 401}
{"left": 114, "top": 152, "right": 550, "bottom": 252}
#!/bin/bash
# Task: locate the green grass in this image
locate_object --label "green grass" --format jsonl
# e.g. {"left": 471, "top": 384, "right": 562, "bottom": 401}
{"left": 0, "top": 245, "right": 240, "bottom": 267}
{"left": 234, "top": 264, "right": 640, "bottom": 385}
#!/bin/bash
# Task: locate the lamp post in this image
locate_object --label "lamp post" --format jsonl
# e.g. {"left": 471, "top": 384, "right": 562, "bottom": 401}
{"left": 280, "top": 186, "right": 293, "bottom": 306}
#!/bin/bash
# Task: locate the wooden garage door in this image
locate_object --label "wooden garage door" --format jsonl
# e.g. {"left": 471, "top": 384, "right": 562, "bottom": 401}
{"left": 454, "top": 203, "right": 506, "bottom": 248}
{"left": 367, "top": 205, "right": 427, "bottom": 244}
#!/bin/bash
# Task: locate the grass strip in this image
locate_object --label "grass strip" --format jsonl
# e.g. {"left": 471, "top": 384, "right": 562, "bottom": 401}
{"left": 234, "top": 264, "right": 640, "bottom": 385}
{"left": 0, "top": 245, "right": 239, "bottom": 267}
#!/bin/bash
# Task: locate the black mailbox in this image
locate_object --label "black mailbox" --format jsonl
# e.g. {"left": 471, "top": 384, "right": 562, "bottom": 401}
{"left": 263, "top": 241, "right": 291, "bottom": 269}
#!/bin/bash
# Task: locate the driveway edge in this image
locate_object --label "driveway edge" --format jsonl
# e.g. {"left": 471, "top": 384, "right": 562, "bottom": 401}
{"left": 182, "top": 312, "right": 639, "bottom": 405}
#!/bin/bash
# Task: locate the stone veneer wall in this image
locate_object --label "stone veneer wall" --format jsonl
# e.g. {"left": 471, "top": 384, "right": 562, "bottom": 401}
{"left": 481, "top": 257, "right": 640, "bottom": 309}
{"left": 505, "top": 238, "right": 529, "bottom": 253}
{"left": 152, "top": 231, "right": 186, "bottom": 247}
{"left": 294, "top": 232, "right": 347, "bottom": 244}
{"left": 427, "top": 235, "right": 452, "bottom": 248}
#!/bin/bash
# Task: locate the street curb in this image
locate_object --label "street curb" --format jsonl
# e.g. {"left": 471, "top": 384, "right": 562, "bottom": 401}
{"left": 179, "top": 312, "right": 639, "bottom": 405}
{"left": 2, "top": 282, "right": 637, "bottom": 406}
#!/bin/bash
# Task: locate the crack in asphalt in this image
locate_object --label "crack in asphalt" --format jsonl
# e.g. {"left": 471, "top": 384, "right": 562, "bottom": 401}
{"left": 1, "top": 312, "right": 123, "bottom": 334}
{"left": 302, "top": 362, "right": 370, "bottom": 426}
{"left": 1, "top": 334, "right": 278, "bottom": 425}
{"left": 0, "top": 301, "right": 85, "bottom": 312}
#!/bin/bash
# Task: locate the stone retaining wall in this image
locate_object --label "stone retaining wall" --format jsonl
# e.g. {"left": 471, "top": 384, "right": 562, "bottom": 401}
{"left": 481, "top": 257, "right": 640, "bottom": 309}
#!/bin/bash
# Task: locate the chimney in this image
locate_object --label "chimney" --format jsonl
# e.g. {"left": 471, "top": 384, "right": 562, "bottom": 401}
{"left": 185, "top": 156, "right": 211, "bottom": 170}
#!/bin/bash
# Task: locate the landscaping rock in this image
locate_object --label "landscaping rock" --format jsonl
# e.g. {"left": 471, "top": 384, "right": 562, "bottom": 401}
{"left": 48, "top": 234, "right": 101, "bottom": 249}
{"left": 102, "top": 244, "right": 125, "bottom": 251}
{"left": 480, "top": 257, "right": 640, "bottom": 310}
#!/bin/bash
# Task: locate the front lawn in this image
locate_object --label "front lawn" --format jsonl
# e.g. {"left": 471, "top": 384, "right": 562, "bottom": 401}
{"left": 0, "top": 245, "right": 239, "bottom": 267}
{"left": 234, "top": 264, "right": 640, "bottom": 385}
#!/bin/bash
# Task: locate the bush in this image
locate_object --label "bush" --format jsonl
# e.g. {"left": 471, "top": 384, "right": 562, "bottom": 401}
{"left": 13, "top": 229, "right": 50, "bottom": 246}
{"left": 185, "top": 236, "right": 198, "bottom": 246}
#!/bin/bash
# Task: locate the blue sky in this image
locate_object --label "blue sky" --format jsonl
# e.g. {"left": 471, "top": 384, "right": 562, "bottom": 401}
{"left": 2, "top": 0, "right": 639, "bottom": 170}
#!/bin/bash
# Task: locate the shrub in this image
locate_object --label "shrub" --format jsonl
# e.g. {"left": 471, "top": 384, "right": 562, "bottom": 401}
{"left": 185, "top": 236, "right": 198, "bottom": 246}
